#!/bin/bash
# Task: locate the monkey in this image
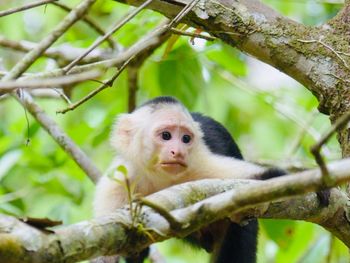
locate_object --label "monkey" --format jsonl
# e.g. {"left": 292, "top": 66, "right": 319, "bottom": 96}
{"left": 94, "top": 96, "right": 270, "bottom": 214}
{"left": 92, "top": 96, "right": 326, "bottom": 263}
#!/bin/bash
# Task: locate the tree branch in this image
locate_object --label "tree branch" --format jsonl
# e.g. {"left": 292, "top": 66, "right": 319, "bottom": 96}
{"left": 116, "top": 0, "right": 329, "bottom": 110}
{"left": 127, "top": 63, "right": 140, "bottom": 113}
{"left": 63, "top": 0, "right": 154, "bottom": 73}
{"left": 57, "top": 56, "right": 134, "bottom": 114}
{"left": 0, "top": 70, "right": 101, "bottom": 93}
{"left": 15, "top": 92, "right": 102, "bottom": 183}
{"left": 0, "top": 0, "right": 58, "bottom": 17}
{"left": 13, "top": 20, "right": 170, "bottom": 81}
{"left": 0, "top": 36, "right": 114, "bottom": 64}
{"left": 112, "top": 0, "right": 350, "bottom": 155}
{"left": 50, "top": 2, "right": 117, "bottom": 49}
{"left": 170, "top": 27, "right": 216, "bottom": 41}
{"left": 56, "top": 20, "right": 171, "bottom": 114}
{"left": 2, "top": 158, "right": 350, "bottom": 262}
{"left": 2, "top": 0, "right": 98, "bottom": 81}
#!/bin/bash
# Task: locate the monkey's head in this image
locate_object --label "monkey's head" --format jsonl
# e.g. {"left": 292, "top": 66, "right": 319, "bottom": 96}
{"left": 111, "top": 97, "right": 203, "bottom": 177}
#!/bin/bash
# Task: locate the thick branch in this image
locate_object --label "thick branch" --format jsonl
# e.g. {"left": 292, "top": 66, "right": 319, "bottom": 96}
{"left": 328, "top": 1, "right": 350, "bottom": 34}
{"left": 115, "top": 0, "right": 349, "bottom": 113}
{"left": 2, "top": 158, "right": 350, "bottom": 262}
{"left": 113, "top": 0, "right": 350, "bottom": 155}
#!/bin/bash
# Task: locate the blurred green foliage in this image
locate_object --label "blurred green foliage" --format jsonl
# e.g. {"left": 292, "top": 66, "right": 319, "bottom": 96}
{"left": 0, "top": 0, "right": 347, "bottom": 262}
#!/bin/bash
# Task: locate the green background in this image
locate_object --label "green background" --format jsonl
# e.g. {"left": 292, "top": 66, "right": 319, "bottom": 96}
{"left": 0, "top": 0, "right": 347, "bottom": 262}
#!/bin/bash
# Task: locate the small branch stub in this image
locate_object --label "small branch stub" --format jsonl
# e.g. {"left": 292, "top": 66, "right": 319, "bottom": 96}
{"left": 311, "top": 110, "right": 350, "bottom": 187}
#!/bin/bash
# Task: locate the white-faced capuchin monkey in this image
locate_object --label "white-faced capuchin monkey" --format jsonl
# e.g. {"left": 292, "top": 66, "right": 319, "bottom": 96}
{"left": 93, "top": 96, "right": 327, "bottom": 263}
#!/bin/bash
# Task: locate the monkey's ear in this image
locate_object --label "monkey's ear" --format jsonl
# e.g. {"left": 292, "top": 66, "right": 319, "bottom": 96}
{"left": 110, "top": 114, "right": 134, "bottom": 150}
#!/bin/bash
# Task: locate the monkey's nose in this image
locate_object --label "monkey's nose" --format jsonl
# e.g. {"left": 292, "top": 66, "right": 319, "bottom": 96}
{"left": 171, "top": 150, "right": 184, "bottom": 158}
{"left": 171, "top": 150, "right": 180, "bottom": 156}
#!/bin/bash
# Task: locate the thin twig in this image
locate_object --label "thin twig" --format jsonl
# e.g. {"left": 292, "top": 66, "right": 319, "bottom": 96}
{"left": 53, "top": 88, "right": 72, "bottom": 104}
{"left": 2, "top": 0, "right": 98, "bottom": 81}
{"left": 166, "top": 0, "right": 201, "bottom": 29}
{"left": 0, "top": 36, "right": 109, "bottom": 64}
{"left": 0, "top": 0, "right": 58, "bottom": 17}
{"left": 297, "top": 38, "right": 350, "bottom": 69}
{"left": 50, "top": 2, "right": 117, "bottom": 49}
{"left": 63, "top": 0, "right": 154, "bottom": 73}
{"left": 338, "top": 50, "right": 350, "bottom": 57}
{"left": 57, "top": 56, "right": 134, "bottom": 114}
{"left": 287, "top": 111, "right": 318, "bottom": 157}
{"left": 0, "top": 70, "right": 101, "bottom": 92}
{"left": 218, "top": 70, "right": 332, "bottom": 155}
{"left": 23, "top": 105, "right": 31, "bottom": 146}
{"left": 9, "top": 20, "right": 170, "bottom": 82}
{"left": 170, "top": 28, "right": 216, "bottom": 41}
{"left": 325, "top": 72, "right": 350, "bottom": 83}
{"left": 3, "top": 0, "right": 97, "bottom": 164}
{"left": 138, "top": 198, "right": 183, "bottom": 231}
{"left": 56, "top": 20, "right": 171, "bottom": 114}
{"left": 128, "top": 65, "right": 139, "bottom": 113}
{"left": 15, "top": 91, "right": 102, "bottom": 183}
{"left": 311, "top": 110, "right": 350, "bottom": 186}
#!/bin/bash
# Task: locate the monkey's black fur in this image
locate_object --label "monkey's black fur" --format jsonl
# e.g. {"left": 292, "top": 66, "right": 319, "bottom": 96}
{"left": 140, "top": 96, "right": 179, "bottom": 107}
{"left": 191, "top": 112, "right": 258, "bottom": 263}
{"left": 125, "top": 248, "right": 149, "bottom": 263}
{"left": 191, "top": 113, "right": 243, "bottom": 159}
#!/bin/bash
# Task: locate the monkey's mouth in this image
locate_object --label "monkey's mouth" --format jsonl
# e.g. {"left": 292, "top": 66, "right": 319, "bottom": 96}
{"left": 160, "top": 161, "right": 187, "bottom": 174}
{"left": 160, "top": 161, "right": 187, "bottom": 167}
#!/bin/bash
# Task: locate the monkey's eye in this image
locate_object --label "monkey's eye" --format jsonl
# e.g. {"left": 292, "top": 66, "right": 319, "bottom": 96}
{"left": 182, "top": 134, "right": 191, "bottom": 144}
{"left": 161, "top": 131, "right": 172, "bottom": 140}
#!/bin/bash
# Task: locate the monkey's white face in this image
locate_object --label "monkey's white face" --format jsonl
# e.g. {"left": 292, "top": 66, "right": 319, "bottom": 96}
{"left": 149, "top": 108, "right": 195, "bottom": 175}
{"left": 111, "top": 103, "right": 202, "bottom": 179}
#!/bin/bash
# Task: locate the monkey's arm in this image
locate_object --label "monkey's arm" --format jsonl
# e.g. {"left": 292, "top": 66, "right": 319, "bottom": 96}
{"left": 192, "top": 149, "right": 266, "bottom": 180}
{"left": 93, "top": 157, "right": 142, "bottom": 217}
{"left": 93, "top": 175, "right": 129, "bottom": 217}
{"left": 92, "top": 175, "right": 129, "bottom": 263}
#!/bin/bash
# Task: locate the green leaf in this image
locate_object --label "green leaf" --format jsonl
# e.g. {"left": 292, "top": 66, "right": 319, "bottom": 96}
{"left": 116, "top": 165, "right": 128, "bottom": 177}
{"left": 158, "top": 43, "right": 204, "bottom": 109}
